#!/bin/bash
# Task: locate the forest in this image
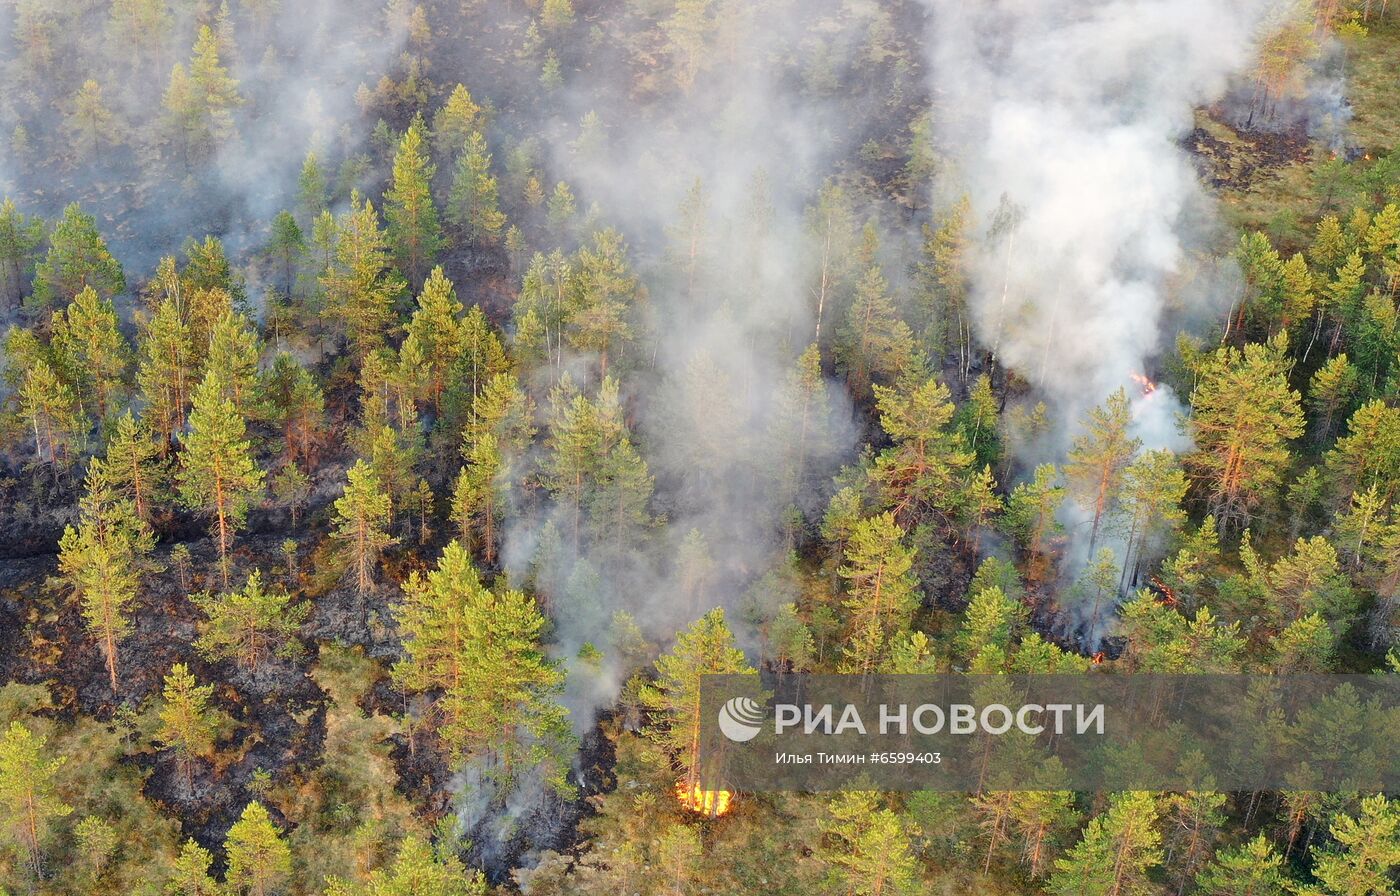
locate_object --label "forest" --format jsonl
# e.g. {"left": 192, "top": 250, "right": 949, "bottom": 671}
{"left": 0, "top": 0, "right": 1398, "bottom": 893}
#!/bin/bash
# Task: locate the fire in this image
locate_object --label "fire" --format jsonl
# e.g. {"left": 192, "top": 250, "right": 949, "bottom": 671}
{"left": 1091, "top": 652, "right": 1105, "bottom": 666}
{"left": 1149, "top": 574, "right": 1179, "bottom": 607}
{"left": 675, "top": 780, "right": 733, "bottom": 817}
{"left": 1129, "top": 372, "right": 1157, "bottom": 397}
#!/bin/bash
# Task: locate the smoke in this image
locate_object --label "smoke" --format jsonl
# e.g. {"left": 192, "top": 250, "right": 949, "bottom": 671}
{"left": 0, "top": 0, "right": 409, "bottom": 287}
{"left": 922, "top": 0, "right": 1277, "bottom": 432}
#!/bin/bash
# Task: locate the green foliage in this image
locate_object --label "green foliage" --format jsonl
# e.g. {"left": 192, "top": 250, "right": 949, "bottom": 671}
{"left": 194, "top": 571, "right": 307, "bottom": 673}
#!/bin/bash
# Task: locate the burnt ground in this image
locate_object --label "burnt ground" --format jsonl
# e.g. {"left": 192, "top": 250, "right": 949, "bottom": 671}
{"left": 1187, "top": 110, "right": 1314, "bottom": 192}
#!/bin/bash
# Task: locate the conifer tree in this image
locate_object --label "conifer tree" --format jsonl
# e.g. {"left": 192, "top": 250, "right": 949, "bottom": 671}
{"left": 321, "top": 193, "right": 405, "bottom": 360}
{"left": 1048, "top": 791, "right": 1162, "bottom": 896}
{"left": 332, "top": 460, "right": 396, "bottom": 595}
{"left": 327, "top": 835, "right": 486, "bottom": 896}
{"left": 819, "top": 792, "right": 920, "bottom": 896}
{"left": 641, "top": 608, "right": 752, "bottom": 803}
{"left": 51, "top": 286, "right": 129, "bottom": 422}
{"left": 31, "top": 203, "right": 125, "bottom": 312}
{"left": 57, "top": 458, "right": 156, "bottom": 694}
{"left": 1065, "top": 388, "right": 1141, "bottom": 557}
{"left": 194, "top": 571, "right": 306, "bottom": 673}
{"left": 771, "top": 344, "right": 832, "bottom": 500}
{"left": 447, "top": 131, "right": 506, "bottom": 243}
{"left": 179, "top": 370, "right": 264, "bottom": 585}
{"left": 566, "top": 228, "right": 637, "bottom": 375}
{"left": 224, "top": 802, "right": 291, "bottom": 896}
{"left": 870, "top": 375, "right": 974, "bottom": 530}
{"left": 157, "top": 663, "right": 217, "bottom": 793}
{"left": 0, "top": 198, "right": 45, "bottom": 311}
{"left": 104, "top": 410, "right": 164, "bottom": 523}
{"left": 0, "top": 722, "right": 71, "bottom": 877}
{"left": 261, "top": 353, "right": 325, "bottom": 468}
{"left": 1187, "top": 336, "right": 1304, "bottom": 529}
{"left": 205, "top": 310, "right": 262, "bottom": 418}
{"left": 1194, "top": 834, "right": 1288, "bottom": 896}
{"left": 64, "top": 79, "right": 116, "bottom": 158}
{"left": 392, "top": 542, "right": 570, "bottom": 773}
{"left": 401, "top": 266, "right": 463, "bottom": 411}
{"left": 450, "top": 433, "right": 503, "bottom": 565}
{"left": 136, "top": 297, "right": 195, "bottom": 449}
{"left": 1004, "top": 463, "right": 1065, "bottom": 584}
{"left": 187, "top": 24, "right": 242, "bottom": 150}
{"left": 19, "top": 357, "right": 86, "bottom": 463}
{"left": 165, "top": 839, "right": 220, "bottom": 896}
{"left": 297, "top": 152, "right": 328, "bottom": 225}
{"left": 1309, "top": 794, "right": 1399, "bottom": 896}
{"left": 385, "top": 118, "right": 442, "bottom": 287}
{"left": 838, "top": 264, "right": 915, "bottom": 398}
{"left": 1115, "top": 449, "right": 1188, "bottom": 586}
{"left": 431, "top": 84, "right": 482, "bottom": 159}
{"left": 265, "top": 212, "right": 304, "bottom": 301}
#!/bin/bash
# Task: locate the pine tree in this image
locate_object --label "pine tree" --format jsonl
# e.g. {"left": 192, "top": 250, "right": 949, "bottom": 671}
{"left": 392, "top": 542, "right": 571, "bottom": 772}
{"left": 0, "top": 198, "right": 45, "bottom": 311}
{"left": 819, "top": 792, "right": 920, "bottom": 896}
{"left": 401, "top": 266, "right": 463, "bottom": 411}
{"left": 332, "top": 460, "right": 397, "bottom": 595}
{"left": 57, "top": 458, "right": 156, "bottom": 695}
{"left": 565, "top": 228, "right": 637, "bottom": 375}
{"left": 157, "top": 663, "right": 217, "bottom": 793}
{"left": 107, "top": 0, "right": 171, "bottom": 73}
{"left": 838, "top": 264, "right": 915, "bottom": 398}
{"left": 165, "top": 839, "right": 219, "bottom": 896}
{"left": 19, "top": 357, "right": 87, "bottom": 464}
{"left": 431, "top": 84, "right": 482, "bottom": 159}
{"left": 322, "top": 192, "right": 406, "bottom": 360}
{"left": 51, "top": 286, "right": 130, "bottom": 422}
{"left": 1310, "top": 794, "right": 1399, "bottom": 896}
{"left": 206, "top": 310, "right": 262, "bottom": 418}
{"left": 770, "top": 344, "right": 832, "bottom": 501}
{"left": 0, "top": 722, "right": 72, "bottom": 877}
{"left": 297, "top": 152, "right": 328, "bottom": 225}
{"left": 1065, "top": 389, "right": 1141, "bottom": 557}
{"left": 73, "top": 815, "right": 117, "bottom": 885}
{"left": 870, "top": 375, "right": 974, "bottom": 530}
{"left": 224, "top": 802, "right": 292, "bottom": 896}
{"left": 261, "top": 353, "right": 325, "bottom": 467}
{"left": 547, "top": 181, "right": 576, "bottom": 233}
{"left": 1188, "top": 336, "right": 1304, "bottom": 529}
{"left": 1326, "top": 399, "right": 1400, "bottom": 504}
{"left": 1004, "top": 463, "right": 1065, "bottom": 584}
{"left": 104, "top": 410, "right": 164, "bottom": 523}
{"left": 450, "top": 433, "right": 503, "bottom": 565}
{"left": 836, "top": 512, "right": 918, "bottom": 677}
{"left": 641, "top": 608, "right": 752, "bottom": 801}
{"left": 1308, "top": 353, "right": 1358, "bottom": 444}
{"left": 31, "top": 203, "right": 125, "bottom": 312}
{"left": 385, "top": 118, "right": 442, "bottom": 287}
{"left": 187, "top": 24, "right": 242, "bottom": 151}
{"left": 1115, "top": 449, "right": 1188, "bottom": 587}
{"left": 194, "top": 571, "right": 306, "bottom": 673}
{"left": 328, "top": 835, "right": 487, "bottom": 896}
{"left": 1048, "top": 791, "right": 1162, "bottom": 896}
{"left": 1194, "top": 834, "right": 1288, "bottom": 896}
{"left": 265, "top": 212, "right": 304, "bottom": 300}
{"left": 447, "top": 131, "right": 507, "bottom": 243}
{"left": 64, "top": 79, "right": 116, "bottom": 157}
{"left": 136, "top": 297, "right": 195, "bottom": 449}
{"left": 179, "top": 370, "right": 264, "bottom": 585}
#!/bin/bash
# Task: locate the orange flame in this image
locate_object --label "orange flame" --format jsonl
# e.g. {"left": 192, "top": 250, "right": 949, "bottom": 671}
{"left": 675, "top": 780, "right": 733, "bottom": 816}
{"left": 1129, "top": 372, "right": 1157, "bottom": 397}
{"left": 1149, "top": 575, "right": 1180, "bottom": 607}
{"left": 1125, "top": 372, "right": 1159, "bottom": 397}
{"left": 1091, "top": 652, "right": 1105, "bottom": 666}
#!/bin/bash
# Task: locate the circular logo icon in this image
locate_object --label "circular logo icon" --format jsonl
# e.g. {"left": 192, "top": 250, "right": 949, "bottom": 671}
{"left": 717, "top": 696, "right": 765, "bottom": 742}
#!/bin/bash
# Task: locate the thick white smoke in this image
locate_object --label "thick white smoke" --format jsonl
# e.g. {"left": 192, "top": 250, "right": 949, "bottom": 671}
{"left": 923, "top": 0, "right": 1279, "bottom": 442}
